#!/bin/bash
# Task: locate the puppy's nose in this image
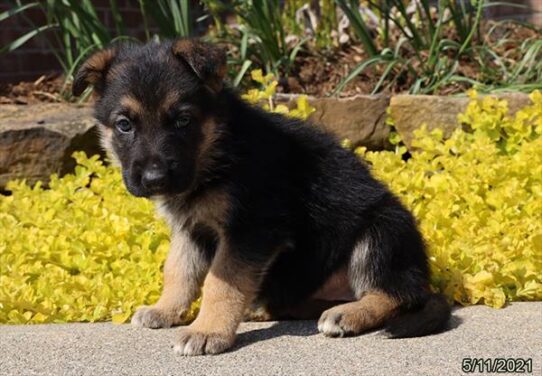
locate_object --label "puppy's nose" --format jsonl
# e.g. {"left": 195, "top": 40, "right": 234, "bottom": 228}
{"left": 141, "top": 165, "right": 168, "bottom": 190}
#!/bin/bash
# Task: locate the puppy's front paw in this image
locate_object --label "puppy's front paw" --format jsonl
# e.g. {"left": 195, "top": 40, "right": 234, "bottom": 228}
{"left": 131, "top": 305, "right": 182, "bottom": 329}
{"left": 173, "top": 327, "right": 235, "bottom": 356}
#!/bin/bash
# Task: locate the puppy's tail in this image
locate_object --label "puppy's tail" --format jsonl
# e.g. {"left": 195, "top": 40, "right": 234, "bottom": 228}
{"left": 385, "top": 293, "right": 451, "bottom": 338}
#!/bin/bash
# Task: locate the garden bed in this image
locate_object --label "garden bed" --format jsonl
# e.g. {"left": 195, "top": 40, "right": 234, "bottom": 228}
{"left": 1, "top": 20, "right": 540, "bottom": 103}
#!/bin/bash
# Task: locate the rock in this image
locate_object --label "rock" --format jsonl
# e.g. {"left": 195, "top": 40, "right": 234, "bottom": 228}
{"left": 0, "top": 93, "right": 533, "bottom": 189}
{"left": 277, "top": 94, "right": 391, "bottom": 150}
{"left": 0, "top": 103, "right": 102, "bottom": 190}
{"left": 390, "top": 93, "right": 532, "bottom": 148}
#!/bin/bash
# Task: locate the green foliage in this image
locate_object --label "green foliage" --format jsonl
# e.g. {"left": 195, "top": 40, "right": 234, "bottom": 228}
{"left": 355, "top": 90, "right": 542, "bottom": 307}
{"left": 472, "top": 25, "right": 542, "bottom": 93}
{"left": 283, "top": 0, "right": 338, "bottom": 49}
{"left": 333, "top": 0, "right": 542, "bottom": 95}
{"left": 140, "top": 0, "right": 193, "bottom": 39}
{"left": 334, "top": 0, "right": 485, "bottom": 94}
{"left": 228, "top": 0, "right": 308, "bottom": 77}
{"left": 1, "top": 0, "right": 193, "bottom": 98}
{"left": 3, "top": 0, "right": 542, "bottom": 95}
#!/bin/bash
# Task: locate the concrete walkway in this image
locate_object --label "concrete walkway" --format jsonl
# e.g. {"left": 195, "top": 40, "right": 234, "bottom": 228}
{"left": 1, "top": 303, "right": 541, "bottom": 376}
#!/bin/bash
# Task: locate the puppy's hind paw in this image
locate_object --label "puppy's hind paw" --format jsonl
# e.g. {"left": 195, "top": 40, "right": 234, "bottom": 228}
{"left": 131, "top": 305, "right": 179, "bottom": 329}
{"left": 318, "top": 310, "right": 347, "bottom": 338}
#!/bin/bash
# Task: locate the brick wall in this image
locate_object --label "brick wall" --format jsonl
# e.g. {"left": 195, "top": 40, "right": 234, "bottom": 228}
{"left": 0, "top": 0, "right": 155, "bottom": 83}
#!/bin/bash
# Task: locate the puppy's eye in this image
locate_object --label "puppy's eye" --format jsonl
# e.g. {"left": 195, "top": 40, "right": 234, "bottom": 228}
{"left": 175, "top": 115, "right": 191, "bottom": 128}
{"left": 116, "top": 118, "right": 133, "bottom": 133}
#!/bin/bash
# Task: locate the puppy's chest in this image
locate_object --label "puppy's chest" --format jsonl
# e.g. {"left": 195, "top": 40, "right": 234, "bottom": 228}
{"left": 154, "top": 190, "right": 229, "bottom": 237}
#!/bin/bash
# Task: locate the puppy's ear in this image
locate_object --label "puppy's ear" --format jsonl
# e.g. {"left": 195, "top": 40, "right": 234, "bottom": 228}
{"left": 172, "top": 39, "right": 227, "bottom": 93}
{"left": 72, "top": 48, "right": 116, "bottom": 97}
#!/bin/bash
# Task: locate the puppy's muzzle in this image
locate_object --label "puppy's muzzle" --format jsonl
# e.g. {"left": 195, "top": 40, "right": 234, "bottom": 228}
{"left": 142, "top": 163, "right": 169, "bottom": 191}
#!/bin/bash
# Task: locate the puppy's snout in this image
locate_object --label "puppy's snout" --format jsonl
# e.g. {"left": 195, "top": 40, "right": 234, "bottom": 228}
{"left": 141, "top": 163, "right": 168, "bottom": 190}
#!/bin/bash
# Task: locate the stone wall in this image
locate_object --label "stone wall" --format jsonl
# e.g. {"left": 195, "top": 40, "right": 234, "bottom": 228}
{"left": 0, "top": 104, "right": 103, "bottom": 189}
{"left": 0, "top": 93, "right": 532, "bottom": 189}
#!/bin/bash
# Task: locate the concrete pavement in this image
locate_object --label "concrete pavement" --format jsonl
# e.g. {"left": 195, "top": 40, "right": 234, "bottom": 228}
{"left": 1, "top": 303, "right": 541, "bottom": 376}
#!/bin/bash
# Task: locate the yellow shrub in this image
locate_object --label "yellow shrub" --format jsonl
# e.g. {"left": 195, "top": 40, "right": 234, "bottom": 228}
{"left": 242, "top": 69, "right": 316, "bottom": 119}
{"left": 358, "top": 90, "right": 542, "bottom": 308}
{"left": 1, "top": 153, "right": 170, "bottom": 324}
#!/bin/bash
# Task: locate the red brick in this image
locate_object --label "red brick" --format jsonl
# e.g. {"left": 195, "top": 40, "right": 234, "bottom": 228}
{"left": 127, "top": 29, "right": 150, "bottom": 42}
{"left": 0, "top": 29, "right": 25, "bottom": 46}
{"left": 0, "top": 54, "right": 21, "bottom": 73}
{"left": 118, "top": 0, "right": 139, "bottom": 9}
{"left": 0, "top": 10, "right": 23, "bottom": 28}
{"left": 16, "top": 52, "right": 60, "bottom": 73}
{"left": 23, "top": 7, "right": 48, "bottom": 26}
{"left": 120, "top": 10, "right": 146, "bottom": 29}
{"left": 0, "top": 72, "right": 30, "bottom": 82}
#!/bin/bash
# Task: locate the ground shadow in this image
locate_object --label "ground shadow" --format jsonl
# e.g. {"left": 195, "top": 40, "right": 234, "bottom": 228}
{"left": 448, "top": 307, "right": 464, "bottom": 330}
{"left": 230, "top": 308, "right": 463, "bottom": 352}
{"left": 232, "top": 320, "right": 318, "bottom": 352}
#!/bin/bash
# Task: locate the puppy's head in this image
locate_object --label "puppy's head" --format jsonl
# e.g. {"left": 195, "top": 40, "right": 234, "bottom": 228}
{"left": 73, "top": 39, "right": 226, "bottom": 198}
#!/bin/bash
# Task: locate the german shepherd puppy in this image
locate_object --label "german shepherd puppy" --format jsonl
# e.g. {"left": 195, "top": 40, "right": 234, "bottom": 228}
{"left": 73, "top": 38, "right": 451, "bottom": 356}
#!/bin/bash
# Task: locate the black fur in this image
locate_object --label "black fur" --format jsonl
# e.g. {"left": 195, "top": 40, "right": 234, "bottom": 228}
{"left": 76, "top": 39, "right": 451, "bottom": 338}
{"left": 385, "top": 294, "right": 452, "bottom": 338}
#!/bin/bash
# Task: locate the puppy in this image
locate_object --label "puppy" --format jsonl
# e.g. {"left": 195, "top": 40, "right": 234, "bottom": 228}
{"left": 73, "top": 38, "right": 451, "bottom": 356}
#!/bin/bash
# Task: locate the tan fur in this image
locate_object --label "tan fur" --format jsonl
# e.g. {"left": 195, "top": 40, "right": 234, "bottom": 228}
{"left": 318, "top": 291, "right": 399, "bottom": 337}
{"left": 160, "top": 91, "right": 180, "bottom": 113}
{"left": 194, "top": 189, "right": 230, "bottom": 231}
{"left": 97, "top": 125, "right": 120, "bottom": 166}
{"left": 171, "top": 39, "right": 195, "bottom": 58}
{"left": 119, "top": 95, "right": 144, "bottom": 117}
{"left": 159, "top": 230, "right": 209, "bottom": 313}
{"left": 171, "top": 39, "right": 226, "bottom": 92}
{"left": 195, "top": 118, "right": 222, "bottom": 178}
{"left": 311, "top": 266, "right": 355, "bottom": 301}
{"left": 174, "top": 244, "right": 260, "bottom": 355}
{"left": 85, "top": 48, "right": 116, "bottom": 73}
{"left": 189, "top": 247, "right": 259, "bottom": 336}
{"left": 131, "top": 229, "right": 210, "bottom": 328}
{"left": 133, "top": 188, "right": 230, "bottom": 332}
{"left": 155, "top": 188, "right": 230, "bottom": 233}
{"left": 73, "top": 48, "right": 116, "bottom": 96}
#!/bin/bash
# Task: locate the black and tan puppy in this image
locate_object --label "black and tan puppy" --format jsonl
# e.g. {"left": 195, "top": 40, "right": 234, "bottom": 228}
{"left": 73, "top": 38, "right": 451, "bottom": 356}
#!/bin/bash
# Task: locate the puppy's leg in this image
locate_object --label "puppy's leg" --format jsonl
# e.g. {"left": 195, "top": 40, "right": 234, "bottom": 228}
{"left": 317, "top": 208, "right": 429, "bottom": 337}
{"left": 174, "top": 246, "right": 259, "bottom": 355}
{"left": 132, "top": 230, "right": 210, "bottom": 328}
{"left": 318, "top": 291, "right": 398, "bottom": 337}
